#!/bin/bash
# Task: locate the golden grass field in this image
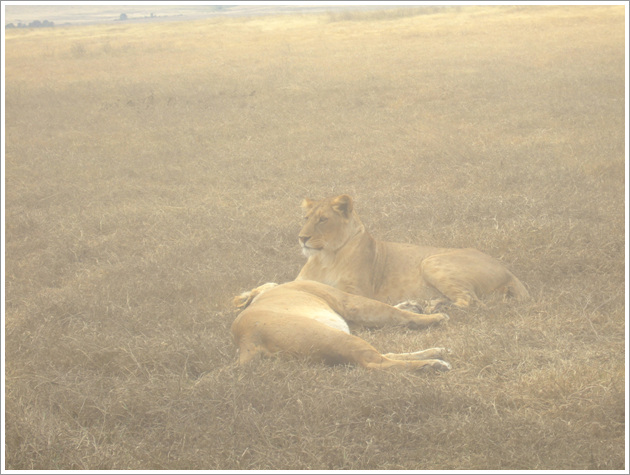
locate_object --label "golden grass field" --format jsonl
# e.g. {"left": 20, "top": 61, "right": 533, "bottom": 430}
{"left": 3, "top": 5, "right": 627, "bottom": 470}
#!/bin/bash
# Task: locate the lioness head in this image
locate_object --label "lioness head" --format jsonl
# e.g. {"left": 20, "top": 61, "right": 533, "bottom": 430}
{"left": 298, "top": 194, "right": 363, "bottom": 257}
{"left": 233, "top": 282, "right": 279, "bottom": 309}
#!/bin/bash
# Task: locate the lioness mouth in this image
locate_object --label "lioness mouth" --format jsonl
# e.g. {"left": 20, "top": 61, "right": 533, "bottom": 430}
{"left": 301, "top": 244, "right": 322, "bottom": 256}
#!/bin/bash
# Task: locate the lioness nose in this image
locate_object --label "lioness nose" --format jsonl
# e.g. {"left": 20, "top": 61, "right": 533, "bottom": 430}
{"left": 299, "top": 235, "right": 310, "bottom": 245}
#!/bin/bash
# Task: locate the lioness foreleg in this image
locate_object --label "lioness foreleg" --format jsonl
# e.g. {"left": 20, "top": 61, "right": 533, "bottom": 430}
{"left": 395, "top": 299, "right": 448, "bottom": 314}
{"left": 338, "top": 293, "right": 449, "bottom": 328}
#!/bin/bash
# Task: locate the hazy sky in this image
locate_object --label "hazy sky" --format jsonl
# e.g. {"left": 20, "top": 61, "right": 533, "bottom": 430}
{"left": 3, "top": 3, "right": 395, "bottom": 26}
{"left": 4, "top": 5, "right": 253, "bottom": 25}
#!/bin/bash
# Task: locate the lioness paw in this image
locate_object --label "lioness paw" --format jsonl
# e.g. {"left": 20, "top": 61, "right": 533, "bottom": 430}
{"left": 431, "top": 359, "right": 452, "bottom": 372}
{"left": 394, "top": 300, "right": 424, "bottom": 313}
{"left": 395, "top": 299, "right": 448, "bottom": 315}
{"left": 436, "top": 313, "right": 449, "bottom": 323}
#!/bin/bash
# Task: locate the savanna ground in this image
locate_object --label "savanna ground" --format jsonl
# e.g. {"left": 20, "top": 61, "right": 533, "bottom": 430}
{"left": 3, "top": 5, "right": 627, "bottom": 471}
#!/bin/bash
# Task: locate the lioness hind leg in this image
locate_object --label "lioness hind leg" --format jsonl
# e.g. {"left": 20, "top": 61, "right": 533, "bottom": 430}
{"left": 421, "top": 258, "right": 480, "bottom": 308}
{"left": 237, "top": 341, "right": 271, "bottom": 365}
{"left": 421, "top": 249, "right": 529, "bottom": 307}
{"left": 384, "top": 347, "right": 450, "bottom": 361}
{"left": 366, "top": 357, "right": 451, "bottom": 372}
{"left": 451, "top": 292, "right": 477, "bottom": 308}
{"left": 507, "top": 275, "right": 531, "bottom": 301}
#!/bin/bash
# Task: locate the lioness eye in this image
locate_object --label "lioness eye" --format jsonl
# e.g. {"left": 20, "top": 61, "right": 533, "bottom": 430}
{"left": 319, "top": 217, "right": 328, "bottom": 223}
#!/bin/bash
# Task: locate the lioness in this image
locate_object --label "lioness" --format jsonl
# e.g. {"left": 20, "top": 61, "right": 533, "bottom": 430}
{"left": 232, "top": 280, "right": 450, "bottom": 371}
{"left": 297, "top": 194, "right": 529, "bottom": 308}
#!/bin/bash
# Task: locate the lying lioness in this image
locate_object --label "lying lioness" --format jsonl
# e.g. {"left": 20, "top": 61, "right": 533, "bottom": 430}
{"left": 231, "top": 280, "right": 450, "bottom": 372}
{"left": 297, "top": 194, "right": 529, "bottom": 308}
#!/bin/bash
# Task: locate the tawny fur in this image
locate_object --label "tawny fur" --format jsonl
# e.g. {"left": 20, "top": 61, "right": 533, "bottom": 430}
{"left": 296, "top": 194, "right": 530, "bottom": 308}
{"left": 231, "top": 280, "right": 450, "bottom": 372}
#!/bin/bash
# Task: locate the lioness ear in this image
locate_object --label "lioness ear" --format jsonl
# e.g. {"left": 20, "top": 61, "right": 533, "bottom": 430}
{"left": 331, "top": 194, "right": 353, "bottom": 217}
{"left": 233, "top": 283, "right": 278, "bottom": 309}
{"left": 233, "top": 291, "right": 255, "bottom": 309}
{"left": 301, "top": 198, "right": 315, "bottom": 210}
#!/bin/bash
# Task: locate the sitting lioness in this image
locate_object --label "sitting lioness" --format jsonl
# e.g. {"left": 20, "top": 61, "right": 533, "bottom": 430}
{"left": 232, "top": 280, "right": 450, "bottom": 371}
{"left": 297, "top": 194, "right": 529, "bottom": 308}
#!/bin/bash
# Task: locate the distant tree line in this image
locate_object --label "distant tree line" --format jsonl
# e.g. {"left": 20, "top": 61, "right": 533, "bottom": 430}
{"left": 6, "top": 20, "right": 55, "bottom": 29}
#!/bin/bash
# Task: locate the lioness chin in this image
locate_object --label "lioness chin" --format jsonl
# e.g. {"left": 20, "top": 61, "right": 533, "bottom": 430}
{"left": 296, "top": 194, "right": 529, "bottom": 308}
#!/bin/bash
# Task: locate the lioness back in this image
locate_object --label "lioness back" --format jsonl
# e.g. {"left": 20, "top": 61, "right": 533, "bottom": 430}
{"left": 297, "top": 194, "right": 529, "bottom": 307}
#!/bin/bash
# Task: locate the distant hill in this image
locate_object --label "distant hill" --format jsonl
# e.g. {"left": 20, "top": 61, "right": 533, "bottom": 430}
{"left": 4, "top": 4, "right": 399, "bottom": 27}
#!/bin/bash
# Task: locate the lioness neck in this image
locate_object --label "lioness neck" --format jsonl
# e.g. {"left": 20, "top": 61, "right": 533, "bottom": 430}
{"left": 297, "top": 228, "right": 380, "bottom": 297}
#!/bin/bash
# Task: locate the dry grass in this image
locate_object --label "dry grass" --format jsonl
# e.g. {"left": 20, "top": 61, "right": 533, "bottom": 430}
{"left": 3, "top": 5, "right": 627, "bottom": 470}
